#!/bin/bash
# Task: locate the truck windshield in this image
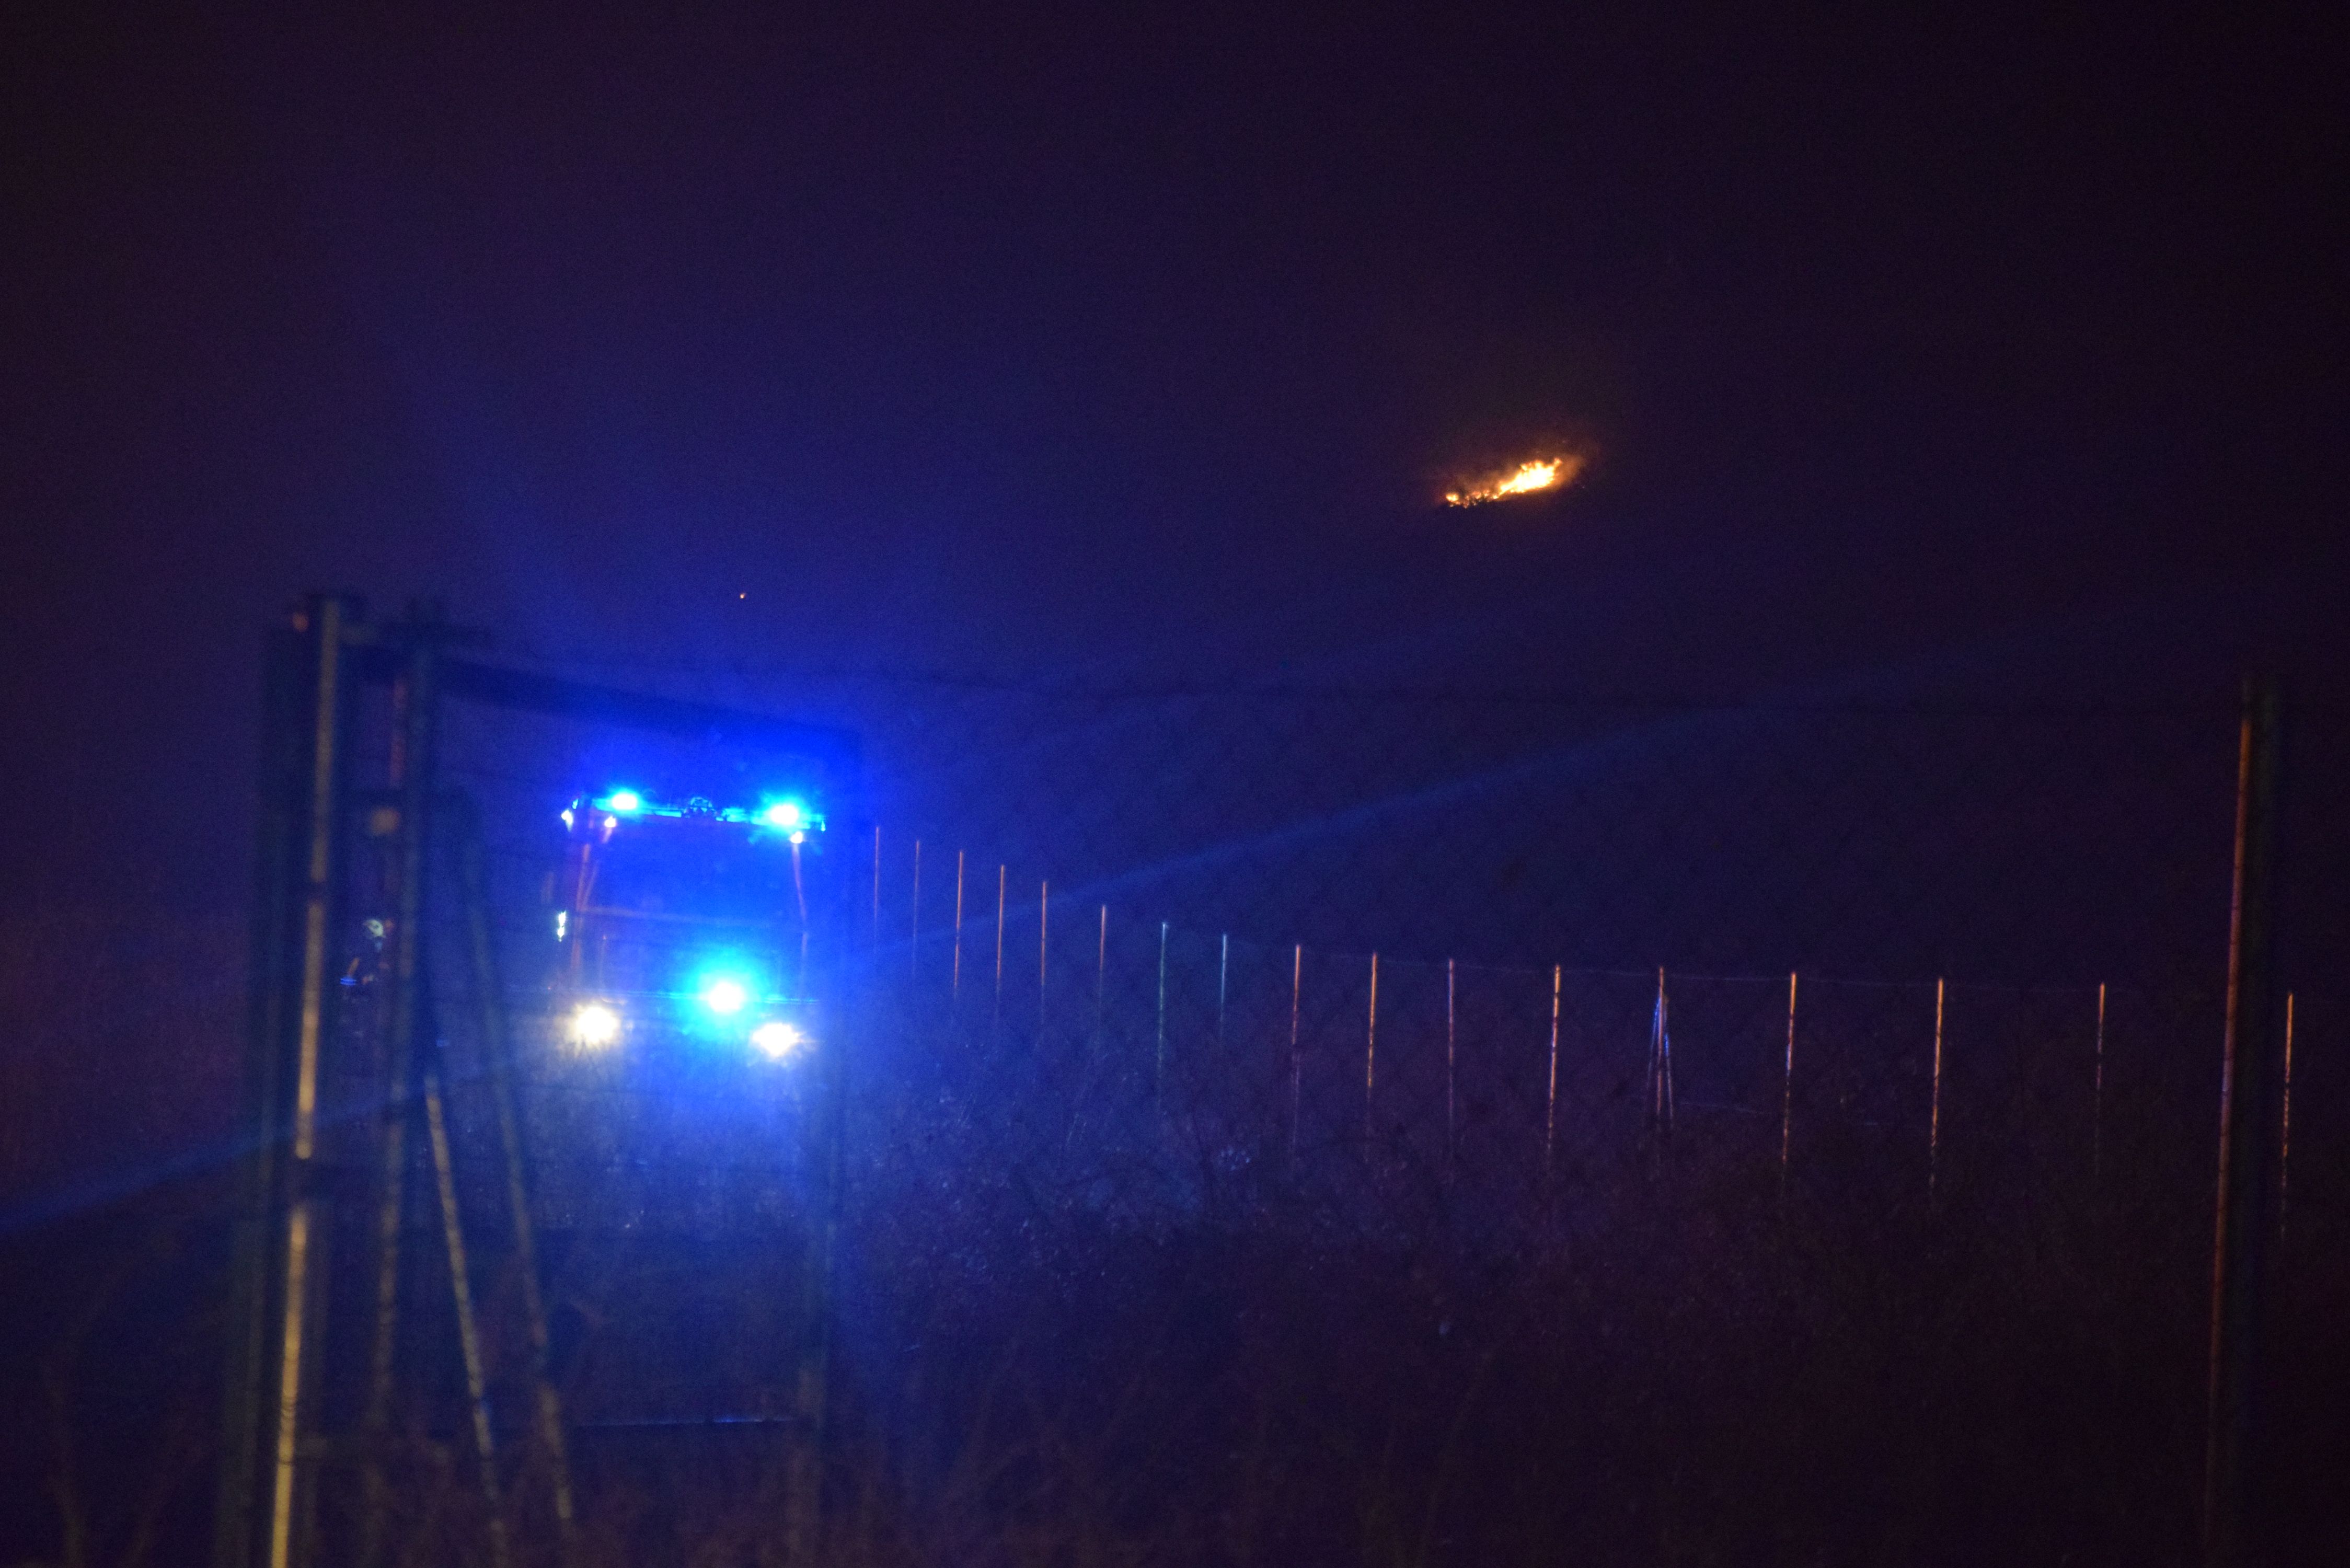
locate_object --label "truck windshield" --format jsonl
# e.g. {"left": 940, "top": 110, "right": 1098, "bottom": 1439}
{"left": 588, "top": 826, "right": 804, "bottom": 927}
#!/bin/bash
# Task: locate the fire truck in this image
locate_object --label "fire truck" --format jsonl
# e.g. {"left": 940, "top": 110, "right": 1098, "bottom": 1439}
{"left": 548, "top": 786, "right": 827, "bottom": 1063}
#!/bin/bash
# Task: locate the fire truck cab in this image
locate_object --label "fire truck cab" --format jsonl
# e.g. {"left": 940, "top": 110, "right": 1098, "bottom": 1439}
{"left": 549, "top": 787, "right": 827, "bottom": 1062}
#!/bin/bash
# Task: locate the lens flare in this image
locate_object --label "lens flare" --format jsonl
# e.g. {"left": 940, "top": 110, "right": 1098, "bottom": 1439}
{"left": 1443, "top": 454, "right": 1585, "bottom": 507}
{"left": 700, "top": 977, "right": 750, "bottom": 1015}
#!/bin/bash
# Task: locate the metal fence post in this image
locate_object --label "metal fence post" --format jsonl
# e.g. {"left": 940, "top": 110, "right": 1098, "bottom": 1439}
{"left": 211, "top": 595, "right": 358, "bottom": 1568}
{"left": 785, "top": 797, "right": 863, "bottom": 1564}
{"left": 451, "top": 794, "right": 580, "bottom": 1563}
{"left": 2204, "top": 677, "right": 2284, "bottom": 1568}
{"left": 1779, "top": 972, "right": 1798, "bottom": 1213}
{"left": 213, "top": 598, "right": 352, "bottom": 1568}
{"left": 359, "top": 619, "right": 442, "bottom": 1568}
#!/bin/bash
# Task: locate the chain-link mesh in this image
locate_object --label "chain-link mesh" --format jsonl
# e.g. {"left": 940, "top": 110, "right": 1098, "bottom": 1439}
{"left": 330, "top": 670, "right": 2328, "bottom": 1564}
{"left": 17, "top": 662, "right": 2341, "bottom": 1566}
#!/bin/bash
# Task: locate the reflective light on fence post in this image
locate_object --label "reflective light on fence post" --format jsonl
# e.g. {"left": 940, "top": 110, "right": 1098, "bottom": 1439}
{"left": 1288, "top": 944, "right": 1303, "bottom": 1155}
{"left": 1217, "top": 934, "right": 1229, "bottom": 1046}
{"left": 1780, "top": 972, "right": 1799, "bottom": 1212}
{"left": 1545, "top": 965, "right": 1561, "bottom": 1176}
{"left": 1929, "top": 978, "right": 1946, "bottom": 1201}
{"left": 1646, "top": 968, "right": 1675, "bottom": 1141}
{"left": 2092, "top": 982, "right": 2106, "bottom": 1189}
{"left": 1446, "top": 959, "right": 1457, "bottom": 1174}
{"left": 2279, "top": 992, "right": 2296, "bottom": 1242}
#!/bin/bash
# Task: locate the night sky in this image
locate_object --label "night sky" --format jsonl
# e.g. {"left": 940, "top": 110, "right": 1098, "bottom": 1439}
{"left": 5, "top": 5, "right": 2345, "bottom": 913}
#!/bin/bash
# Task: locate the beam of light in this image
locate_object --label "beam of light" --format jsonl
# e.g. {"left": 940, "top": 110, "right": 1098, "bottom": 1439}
{"left": 1443, "top": 454, "right": 1584, "bottom": 507}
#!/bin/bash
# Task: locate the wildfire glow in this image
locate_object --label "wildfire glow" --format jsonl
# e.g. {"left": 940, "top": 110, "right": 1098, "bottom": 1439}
{"left": 1443, "top": 454, "right": 1584, "bottom": 507}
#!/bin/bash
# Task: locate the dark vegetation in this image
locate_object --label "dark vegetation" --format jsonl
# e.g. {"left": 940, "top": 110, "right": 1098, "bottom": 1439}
{"left": 6, "top": 692, "right": 2346, "bottom": 1565}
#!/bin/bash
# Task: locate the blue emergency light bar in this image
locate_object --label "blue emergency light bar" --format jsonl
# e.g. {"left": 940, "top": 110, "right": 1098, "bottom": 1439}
{"left": 579, "top": 788, "right": 826, "bottom": 836}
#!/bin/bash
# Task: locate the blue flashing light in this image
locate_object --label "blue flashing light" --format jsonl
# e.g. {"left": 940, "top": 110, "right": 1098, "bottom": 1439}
{"left": 575, "top": 788, "right": 822, "bottom": 836}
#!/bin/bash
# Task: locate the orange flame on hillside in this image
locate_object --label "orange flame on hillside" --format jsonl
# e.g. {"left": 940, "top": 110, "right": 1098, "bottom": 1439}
{"left": 1443, "top": 454, "right": 1585, "bottom": 507}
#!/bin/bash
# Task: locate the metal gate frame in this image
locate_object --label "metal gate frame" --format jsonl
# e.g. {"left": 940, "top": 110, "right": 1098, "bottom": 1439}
{"left": 212, "top": 594, "right": 863, "bottom": 1568}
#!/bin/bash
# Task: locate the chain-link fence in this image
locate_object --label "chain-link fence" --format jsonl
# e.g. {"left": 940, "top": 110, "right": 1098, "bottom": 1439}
{"left": 10, "top": 609, "right": 2346, "bottom": 1566}
{"left": 432, "top": 647, "right": 2340, "bottom": 1564}
{"left": 780, "top": 683, "right": 2333, "bottom": 1566}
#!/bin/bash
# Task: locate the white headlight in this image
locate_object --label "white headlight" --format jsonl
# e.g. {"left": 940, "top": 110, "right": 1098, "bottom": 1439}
{"left": 750, "top": 1021, "right": 807, "bottom": 1059}
{"left": 569, "top": 1002, "right": 621, "bottom": 1047}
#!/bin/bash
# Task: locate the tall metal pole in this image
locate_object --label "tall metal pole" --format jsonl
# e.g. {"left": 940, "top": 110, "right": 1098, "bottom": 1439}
{"left": 274, "top": 598, "right": 356, "bottom": 1568}
{"left": 214, "top": 612, "right": 303, "bottom": 1568}
{"left": 2205, "top": 678, "right": 2285, "bottom": 1568}
{"left": 215, "top": 595, "right": 354, "bottom": 1568}
{"left": 422, "top": 1060, "right": 511, "bottom": 1568}
{"left": 360, "top": 624, "right": 441, "bottom": 1568}
{"left": 452, "top": 798, "right": 579, "bottom": 1562}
